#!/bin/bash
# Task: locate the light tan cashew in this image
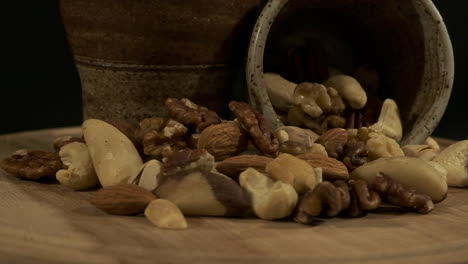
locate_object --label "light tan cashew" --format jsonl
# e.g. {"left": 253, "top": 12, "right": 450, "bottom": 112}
{"left": 402, "top": 145, "right": 438, "bottom": 161}
{"left": 351, "top": 156, "right": 448, "bottom": 202}
{"left": 433, "top": 140, "right": 468, "bottom": 187}
{"left": 425, "top": 137, "right": 441, "bottom": 152}
{"left": 323, "top": 74, "right": 367, "bottom": 109}
{"left": 264, "top": 73, "right": 297, "bottom": 112}
{"left": 369, "top": 99, "right": 403, "bottom": 142}
{"left": 128, "top": 160, "right": 163, "bottom": 191}
{"left": 56, "top": 142, "right": 99, "bottom": 190}
{"left": 144, "top": 199, "right": 187, "bottom": 229}
{"left": 266, "top": 153, "right": 319, "bottom": 194}
{"left": 293, "top": 83, "right": 331, "bottom": 118}
{"left": 83, "top": 119, "right": 143, "bottom": 187}
{"left": 239, "top": 168, "right": 298, "bottom": 220}
{"left": 366, "top": 131, "right": 404, "bottom": 161}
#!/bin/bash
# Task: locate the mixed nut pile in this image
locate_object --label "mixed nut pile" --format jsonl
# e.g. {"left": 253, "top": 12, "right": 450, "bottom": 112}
{"left": 1, "top": 77, "right": 467, "bottom": 229}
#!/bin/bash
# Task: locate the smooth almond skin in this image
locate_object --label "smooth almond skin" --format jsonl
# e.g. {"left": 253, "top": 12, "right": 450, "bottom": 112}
{"left": 351, "top": 156, "right": 448, "bottom": 202}
{"left": 90, "top": 184, "right": 157, "bottom": 215}
{"left": 296, "top": 153, "right": 349, "bottom": 181}
{"left": 197, "top": 122, "right": 247, "bottom": 161}
{"left": 433, "top": 140, "right": 468, "bottom": 187}
{"left": 239, "top": 168, "right": 298, "bottom": 220}
{"left": 83, "top": 119, "right": 143, "bottom": 187}
{"left": 145, "top": 199, "right": 187, "bottom": 229}
{"left": 215, "top": 155, "right": 273, "bottom": 178}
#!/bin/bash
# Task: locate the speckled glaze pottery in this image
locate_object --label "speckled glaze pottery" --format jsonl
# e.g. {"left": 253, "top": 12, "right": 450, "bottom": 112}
{"left": 60, "top": 0, "right": 259, "bottom": 121}
{"left": 247, "top": 0, "right": 454, "bottom": 144}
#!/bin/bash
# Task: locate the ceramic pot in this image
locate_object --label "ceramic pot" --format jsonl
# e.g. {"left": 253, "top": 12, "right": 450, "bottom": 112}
{"left": 247, "top": 0, "right": 454, "bottom": 144}
{"left": 60, "top": 0, "right": 259, "bottom": 121}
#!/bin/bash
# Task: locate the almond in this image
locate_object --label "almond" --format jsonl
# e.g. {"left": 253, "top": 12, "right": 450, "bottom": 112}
{"left": 296, "top": 153, "right": 349, "bottom": 181}
{"left": 197, "top": 122, "right": 248, "bottom": 160}
{"left": 89, "top": 184, "right": 157, "bottom": 215}
{"left": 215, "top": 155, "right": 273, "bottom": 178}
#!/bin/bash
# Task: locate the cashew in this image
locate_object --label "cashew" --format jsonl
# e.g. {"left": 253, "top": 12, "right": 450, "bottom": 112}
{"left": 239, "top": 168, "right": 298, "bottom": 220}
{"left": 366, "top": 131, "right": 404, "bottom": 161}
{"left": 83, "top": 119, "right": 143, "bottom": 187}
{"left": 144, "top": 199, "right": 187, "bottom": 229}
{"left": 425, "top": 137, "right": 440, "bottom": 152}
{"left": 56, "top": 142, "right": 99, "bottom": 190}
{"left": 293, "top": 83, "right": 331, "bottom": 118}
{"left": 433, "top": 140, "right": 468, "bottom": 187}
{"left": 351, "top": 156, "right": 448, "bottom": 202}
{"left": 368, "top": 99, "right": 403, "bottom": 142}
{"left": 266, "top": 153, "right": 319, "bottom": 194}
{"left": 402, "top": 145, "right": 438, "bottom": 161}
{"left": 323, "top": 74, "right": 367, "bottom": 109}
{"left": 264, "top": 73, "right": 297, "bottom": 112}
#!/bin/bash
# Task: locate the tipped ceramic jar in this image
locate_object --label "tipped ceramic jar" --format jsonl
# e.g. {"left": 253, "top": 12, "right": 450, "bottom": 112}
{"left": 247, "top": 0, "right": 454, "bottom": 144}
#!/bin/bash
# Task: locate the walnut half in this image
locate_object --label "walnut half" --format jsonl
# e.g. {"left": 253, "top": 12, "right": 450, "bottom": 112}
{"left": 0, "top": 149, "right": 62, "bottom": 180}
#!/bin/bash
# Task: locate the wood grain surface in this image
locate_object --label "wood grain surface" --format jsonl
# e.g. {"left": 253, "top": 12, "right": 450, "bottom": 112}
{"left": 0, "top": 127, "right": 467, "bottom": 264}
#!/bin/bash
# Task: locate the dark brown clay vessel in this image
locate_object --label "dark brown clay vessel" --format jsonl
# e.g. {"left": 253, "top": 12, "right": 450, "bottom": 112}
{"left": 60, "top": 0, "right": 259, "bottom": 121}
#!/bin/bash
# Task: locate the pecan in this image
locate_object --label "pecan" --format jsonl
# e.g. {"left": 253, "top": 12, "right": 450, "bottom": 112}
{"left": 295, "top": 181, "right": 343, "bottom": 223}
{"left": 228, "top": 101, "right": 279, "bottom": 156}
{"left": 0, "top": 149, "right": 62, "bottom": 180}
{"left": 53, "top": 136, "right": 84, "bottom": 151}
{"left": 372, "top": 172, "right": 434, "bottom": 214}
{"left": 333, "top": 180, "right": 351, "bottom": 210}
{"left": 162, "top": 149, "right": 214, "bottom": 176}
{"left": 347, "top": 184, "right": 364, "bottom": 217}
{"left": 315, "top": 128, "right": 349, "bottom": 159}
{"left": 294, "top": 179, "right": 382, "bottom": 224}
{"left": 165, "top": 98, "right": 221, "bottom": 133}
{"left": 342, "top": 136, "right": 368, "bottom": 171}
{"left": 351, "top": 179, "right": 381, "bottom": 210}
{"left": 135, "top": 118, "right": 188, "bottom": 159}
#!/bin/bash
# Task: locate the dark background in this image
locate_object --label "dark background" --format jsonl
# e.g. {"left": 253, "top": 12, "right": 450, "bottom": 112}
{"left": 2, "top": 1, "right": 467, "bottom": 140}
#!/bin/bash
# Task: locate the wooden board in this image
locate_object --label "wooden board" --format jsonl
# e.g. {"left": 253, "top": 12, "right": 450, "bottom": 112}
{"left": 0, "top": 127, "right": 467, "bottom": 264}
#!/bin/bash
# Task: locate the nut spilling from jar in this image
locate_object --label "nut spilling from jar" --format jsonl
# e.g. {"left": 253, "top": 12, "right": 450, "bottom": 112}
{"left": 0, "top": 94, "right": 456, "bottom": 230}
